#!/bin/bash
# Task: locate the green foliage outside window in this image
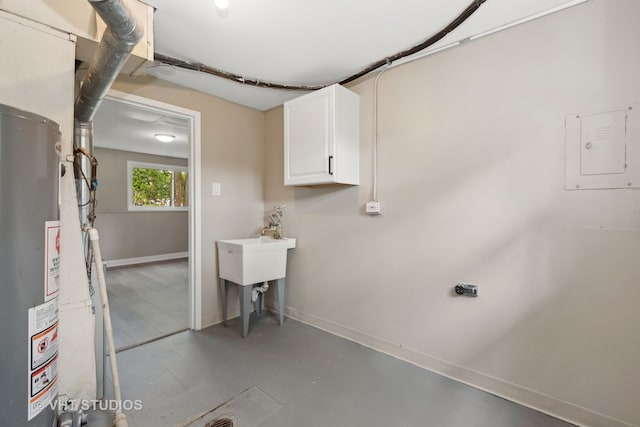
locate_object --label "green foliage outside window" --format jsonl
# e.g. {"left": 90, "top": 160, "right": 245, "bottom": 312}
{"left": 131, "top": 166, "right": 188, "bottom": 208}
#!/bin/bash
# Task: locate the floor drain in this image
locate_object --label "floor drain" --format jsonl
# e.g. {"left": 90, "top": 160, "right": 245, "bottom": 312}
{"left": 205, "top": 418, "right": 234, "bottom": 427}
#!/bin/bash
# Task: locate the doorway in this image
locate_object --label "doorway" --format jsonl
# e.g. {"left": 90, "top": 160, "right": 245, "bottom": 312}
{"left": 93, "top": 90, "right": 202, "bottom": 349}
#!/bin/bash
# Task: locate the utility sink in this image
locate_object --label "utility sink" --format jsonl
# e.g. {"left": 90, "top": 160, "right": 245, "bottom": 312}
{"left": 217, "top": 237, "right": 296, "bottom": 286}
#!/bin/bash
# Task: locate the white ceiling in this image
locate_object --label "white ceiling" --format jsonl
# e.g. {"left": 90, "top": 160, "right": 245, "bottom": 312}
{"left": 93, "top": 98, "right": 190, "bottom": 158}
{"left": 95, "top": 0, "right": 586, "bottom": 156}
{"left": 142, "top": 0, "right": 587, "bottom": 111}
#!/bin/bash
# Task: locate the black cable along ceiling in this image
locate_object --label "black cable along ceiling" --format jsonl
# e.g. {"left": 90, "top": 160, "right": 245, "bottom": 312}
{"left": 153, "top": 0, "right": 487, "bottom": 91}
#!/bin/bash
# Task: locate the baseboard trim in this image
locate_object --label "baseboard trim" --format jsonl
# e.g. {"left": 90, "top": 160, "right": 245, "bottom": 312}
{"left": 282, "top": 306, "right": 633, "bottom": 427}
{"left": 105, "top": 252, "right": 188, "bottom": 268}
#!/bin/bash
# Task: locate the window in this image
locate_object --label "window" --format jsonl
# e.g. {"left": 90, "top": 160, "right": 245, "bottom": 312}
{"left": 127, "top": 161, "right": 188, "bottom": 211}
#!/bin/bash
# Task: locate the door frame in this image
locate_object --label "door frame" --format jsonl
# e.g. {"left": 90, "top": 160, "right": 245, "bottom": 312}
{"left": 105, "top": 89, "right": 203, "bottom": 330}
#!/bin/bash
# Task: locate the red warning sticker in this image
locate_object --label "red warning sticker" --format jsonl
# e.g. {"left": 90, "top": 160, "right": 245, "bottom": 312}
{"left": 44, "top": 221, "right": 60, "bottom": 301}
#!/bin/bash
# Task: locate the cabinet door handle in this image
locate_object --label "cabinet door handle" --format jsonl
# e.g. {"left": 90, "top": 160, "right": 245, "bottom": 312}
{"left": 328, "top": 155, "right": 334, "bottom": 175}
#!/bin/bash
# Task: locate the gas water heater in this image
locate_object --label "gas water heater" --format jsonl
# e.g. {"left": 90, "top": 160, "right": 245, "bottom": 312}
{"left": 0, "top": 104, "right": 60, "bottom": 426}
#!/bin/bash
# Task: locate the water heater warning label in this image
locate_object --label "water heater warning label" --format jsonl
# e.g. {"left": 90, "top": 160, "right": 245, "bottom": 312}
{"left": 28, "top": 358, "right": 58, "bottom": 420}
{"left": 31, "top": 323, "right": 58, "bottom": 370}
{"left": 44, "top": 221, "right": 60, "bottom": 302}
{"left": 28, "top": 299, "right": 58, "bottom": 421}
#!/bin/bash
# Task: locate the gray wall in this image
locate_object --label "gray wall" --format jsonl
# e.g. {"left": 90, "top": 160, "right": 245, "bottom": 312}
{"left": 94, "top": 147, "right": 188, "bottom": 261}
{"left": 264, "top": 1, "right": 640, "bottom": 426}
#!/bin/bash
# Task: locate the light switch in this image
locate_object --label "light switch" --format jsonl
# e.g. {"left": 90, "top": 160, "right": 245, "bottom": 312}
{"left": 212, "top": 182, "right": 221, "bottom": 196}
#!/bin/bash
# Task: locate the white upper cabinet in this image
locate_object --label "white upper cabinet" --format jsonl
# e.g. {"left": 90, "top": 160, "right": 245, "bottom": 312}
{"left": 284, "top": 84, "right": 360, "bottom": 186}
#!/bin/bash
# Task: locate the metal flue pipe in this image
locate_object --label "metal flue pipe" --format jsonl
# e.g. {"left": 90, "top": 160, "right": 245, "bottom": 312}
{"left": 74, "top": 0, "right": 144, "bottom": 230}
{"left": 75, "top": 0, "right": 144, "bottom": 123}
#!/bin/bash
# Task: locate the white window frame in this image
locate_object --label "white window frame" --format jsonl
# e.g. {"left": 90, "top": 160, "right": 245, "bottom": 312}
{"left": 127, "top": 160, "right": 189, "bottom": 211}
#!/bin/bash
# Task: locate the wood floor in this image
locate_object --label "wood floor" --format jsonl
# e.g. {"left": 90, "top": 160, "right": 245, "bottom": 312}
{"left": 106, "top": 259, "right": 189, "bottom": 351}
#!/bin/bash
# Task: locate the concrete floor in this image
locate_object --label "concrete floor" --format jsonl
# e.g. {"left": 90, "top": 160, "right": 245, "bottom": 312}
{"left": 106, "top": 314, "right": 574, "bottom": 427}
{"left": 107, "top": 259, "right": 189, "bottom": 350}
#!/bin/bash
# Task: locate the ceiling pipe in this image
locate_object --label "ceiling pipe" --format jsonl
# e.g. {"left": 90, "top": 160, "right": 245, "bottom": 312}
{"left": 74, "top": 0, "right": 144, "bottom": 230}
{"left": 75, "top": 0, "right": 144, "bottom": 123}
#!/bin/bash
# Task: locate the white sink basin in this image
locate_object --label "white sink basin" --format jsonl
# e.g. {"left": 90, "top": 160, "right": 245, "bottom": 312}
{"left": 217, "top": 237, "right": 296, "bottom": 285}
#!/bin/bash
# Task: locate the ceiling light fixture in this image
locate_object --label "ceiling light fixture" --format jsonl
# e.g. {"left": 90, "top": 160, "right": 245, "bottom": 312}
{"left": 155, "top": 133, "right": 175, "bottom": 143}
{"left": 214, "top": 0, "right": 229, "bottom": 10}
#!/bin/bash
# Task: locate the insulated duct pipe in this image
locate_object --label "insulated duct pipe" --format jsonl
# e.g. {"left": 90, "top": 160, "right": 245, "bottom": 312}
{"left": 74, "top": 0, "right": 144, "bottom": 228}
{"left": 75, "top": 0, "right": 144, "bottom": 124}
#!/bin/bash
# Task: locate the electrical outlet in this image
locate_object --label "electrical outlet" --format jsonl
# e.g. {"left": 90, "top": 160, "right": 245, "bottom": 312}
{"left": 455, "top": 283, "right": 478, "bottom": 297}
{"left": 366, "top": 201, "right": 381, "bottom": 215}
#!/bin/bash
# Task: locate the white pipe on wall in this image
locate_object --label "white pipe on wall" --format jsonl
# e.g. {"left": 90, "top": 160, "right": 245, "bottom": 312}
{"left": 84, "top": 227, "right": 128, "bottom": 427}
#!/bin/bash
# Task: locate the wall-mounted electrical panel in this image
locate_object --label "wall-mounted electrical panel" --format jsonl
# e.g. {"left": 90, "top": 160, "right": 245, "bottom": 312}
{"left": 565, "top": 104, "right": 638, "bottom": 189}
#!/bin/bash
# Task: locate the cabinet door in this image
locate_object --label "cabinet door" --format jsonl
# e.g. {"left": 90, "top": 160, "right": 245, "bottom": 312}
{"left": 284, "top": 89, "right": 334, "bottom": 185}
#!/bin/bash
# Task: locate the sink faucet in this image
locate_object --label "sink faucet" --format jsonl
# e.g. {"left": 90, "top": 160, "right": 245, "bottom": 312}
{"left": 261, "top": 204, "right": 286, "bottom": 239}
{"left": 261, "top": 225, "right": 281, "bottom": 239}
